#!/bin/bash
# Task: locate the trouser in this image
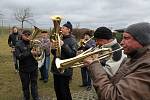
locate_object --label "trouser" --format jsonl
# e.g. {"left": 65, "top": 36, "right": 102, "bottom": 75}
{"left": 19, "top": 69, "right": 38, "bottom": 100}
{"left": 12, "top": 51, "right": 19, "bottom": 70}
{"left": 53, "top": 74, "right": 72, "bottom": 100}
{"left": 40, "top": 56, "right": 50, "bottom": 80}
{"left": 81, "top": 67, "right": 91, "bottom": 86}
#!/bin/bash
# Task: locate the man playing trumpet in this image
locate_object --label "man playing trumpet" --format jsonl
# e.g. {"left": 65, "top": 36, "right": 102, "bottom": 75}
{"left": 84, "top": 23, "right": 150, "bottom": 100}
{"left": 81, "top": 27, "right": 126, "bottom": 99}
{"left": 84, "top": 27, "right": 127, "bottom": 77}
{"left": 78, "top": 30, "right": 96, "bottom": 91}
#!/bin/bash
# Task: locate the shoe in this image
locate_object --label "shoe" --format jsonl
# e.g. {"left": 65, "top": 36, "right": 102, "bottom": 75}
{"left": 79, "top": 84, "right": 87, "bottom": 87}
{"left": 86, "top": 86, "right": 92, "bottom": 91}
{"left": 43, "top": 79, "right": 48, "bottom": 83}
{"left": 33, "top": 97, "right": 40, "bottom": 100}
{"left": 39, "top": 78, "right": 44, "bottom": 80}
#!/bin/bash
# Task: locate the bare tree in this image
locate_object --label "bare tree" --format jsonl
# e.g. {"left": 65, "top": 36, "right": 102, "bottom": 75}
{"left": 14, "top": 8, "right": 33, "bottom": 28}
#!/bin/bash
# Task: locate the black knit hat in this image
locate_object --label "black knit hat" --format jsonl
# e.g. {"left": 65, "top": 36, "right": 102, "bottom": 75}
{"left": 125, "top": 22, "right": 150, "bottom": 46}
{"left": 94, "top": 27, "right": 113, "bottom": 39}
{"left": 63, "top": 21, "right": 72, "bottom": 30}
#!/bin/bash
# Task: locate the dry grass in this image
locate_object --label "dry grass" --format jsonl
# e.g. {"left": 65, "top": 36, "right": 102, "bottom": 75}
{"left": 0, "top": 32, "right": 83, "bottom": 99}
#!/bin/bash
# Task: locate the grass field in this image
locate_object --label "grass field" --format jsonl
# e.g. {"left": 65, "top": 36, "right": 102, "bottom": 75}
{"left": 0, "top": 31, "right": 83, "bottom": 100}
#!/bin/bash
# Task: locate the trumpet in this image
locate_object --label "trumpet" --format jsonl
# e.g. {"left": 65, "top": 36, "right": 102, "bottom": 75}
{"left": 55, "top": 47, "right": 123, "bottom": 71}
{"left": 78, "top": 36, "right": 94, "bottom": 48}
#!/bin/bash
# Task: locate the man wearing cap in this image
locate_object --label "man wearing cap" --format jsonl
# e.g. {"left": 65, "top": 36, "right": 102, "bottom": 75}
{"left": 51, "top": 21, "right": 78, "bottom": 100}
{"left": 93, "top": 26, "right": 126, "bottom": 77}
{"left": 84, "top": 22, "right": 150, "bottom": 100}
{"left": 15, "top": 30, "right": 39, "bottom": 100}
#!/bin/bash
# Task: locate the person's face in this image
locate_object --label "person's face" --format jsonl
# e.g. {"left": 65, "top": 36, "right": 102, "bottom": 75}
{"left": 84, "top": 34, "right": 90, "bottom": 40}
{"left": 120, "top": 32, "right": 143, "bottom": 54}
{"left": 22, "top": 33, "right": 30, "bottom": 41}
{"left": 61, "top": 26, "right": 70, "bottom": 36}
{"left": 13, "top": 28, "right": 18, "bottom": 33}
{"left": 96, "top": 39, "right": 110, "bottom": 46}
{"left": 41, "top": 32, "right": 48, "bottom": 38}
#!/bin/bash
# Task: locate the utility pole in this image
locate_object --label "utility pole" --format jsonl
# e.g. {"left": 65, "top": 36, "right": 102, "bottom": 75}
{"left": 0, "top": 13, "right": 4, "bottom": 35}
{"left": 1, "top": 19, "right": 3, "bottom": 34}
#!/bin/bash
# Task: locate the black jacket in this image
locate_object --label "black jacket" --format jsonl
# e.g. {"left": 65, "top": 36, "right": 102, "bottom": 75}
{"left": 8, "top": 32, "right": 20, "bottom": 47}
{"left": 51, "top": 34, "right": 78, "bottom": 76}
{"left": 15, "top": 40, "right": 38, "bottom": 72}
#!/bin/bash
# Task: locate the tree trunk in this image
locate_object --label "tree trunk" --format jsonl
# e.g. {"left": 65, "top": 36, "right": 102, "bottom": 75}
{"left": 21, "top": 21, "right": 24, "bottom": 28}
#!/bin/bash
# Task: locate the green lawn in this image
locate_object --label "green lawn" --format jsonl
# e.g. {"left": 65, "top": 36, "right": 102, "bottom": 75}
{"left": 0, "top": 33, "right": 83, "bottom": 99}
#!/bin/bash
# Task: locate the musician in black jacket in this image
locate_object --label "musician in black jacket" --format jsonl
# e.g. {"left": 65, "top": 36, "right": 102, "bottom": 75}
{"left": 51, "top": 21, "right": 78, "bottom": 100}
{"left": 8, "top": 26, "right": 20, "bottom": 72}
{"left": 15, "top": 30, "right": 39, "bottom": 100}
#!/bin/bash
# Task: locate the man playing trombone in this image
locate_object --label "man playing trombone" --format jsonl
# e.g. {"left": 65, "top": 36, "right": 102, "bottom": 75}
{"left": 84, "top": 23, "right": 150, "bottom": 100}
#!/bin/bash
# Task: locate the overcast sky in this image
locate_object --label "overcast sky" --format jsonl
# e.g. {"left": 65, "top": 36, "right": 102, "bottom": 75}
{"left": 0, "top": 0, "right": 150, "bottom": 30}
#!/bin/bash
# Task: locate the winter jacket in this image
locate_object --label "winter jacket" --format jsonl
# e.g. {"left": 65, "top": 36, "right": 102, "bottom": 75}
{"left": 51, "top": 34, "right": 78, "bottom": 76}
{"left": 89, "top": 45, "right": 150, "bottom": 100}
{"left": 8, "top": 32, "right": 20, "bottom": 47}
{"left": 15, "top": 40, "right": 38, "bottom": 72}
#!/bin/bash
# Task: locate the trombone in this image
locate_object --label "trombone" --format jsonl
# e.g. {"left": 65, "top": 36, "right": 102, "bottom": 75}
{"left": 55, "top": 47, "right": 123, "bottom": 71}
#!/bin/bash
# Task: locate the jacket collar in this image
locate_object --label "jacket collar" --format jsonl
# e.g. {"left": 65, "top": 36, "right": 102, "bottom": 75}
{"left": 13, "top": 32, "right": 18, "bottom": 35}
{"left": 62, "top": 34, "right": 71, "bottom": 39}
{"left": 102, "top": 39, "right": 118, "bottom": 48}
{"left": 102, "top": 39, "right": 123, "bottom": 61}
